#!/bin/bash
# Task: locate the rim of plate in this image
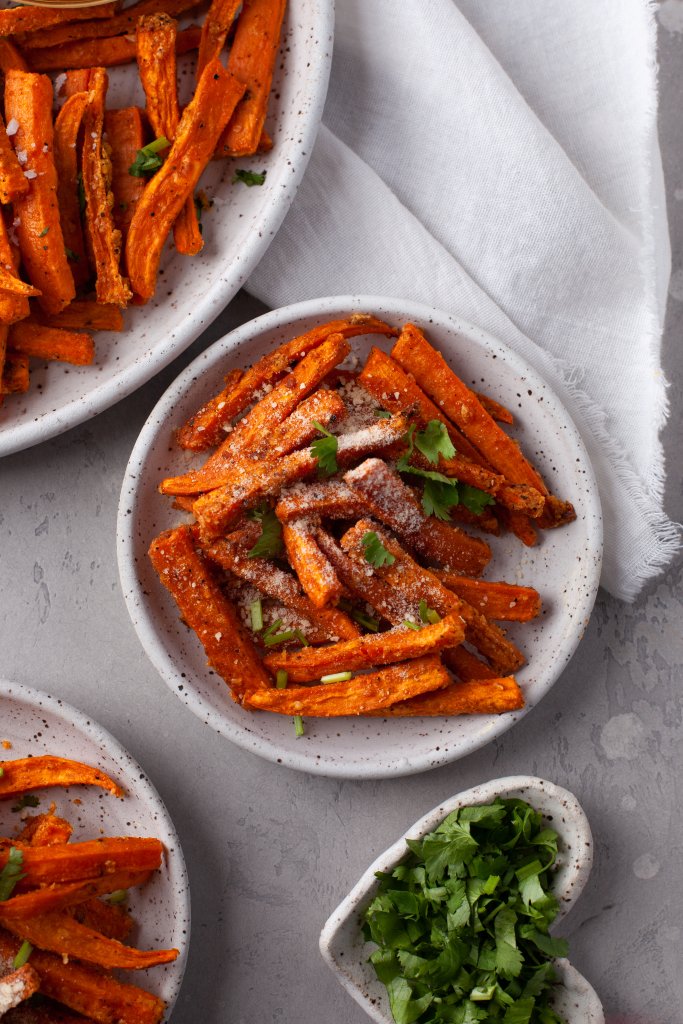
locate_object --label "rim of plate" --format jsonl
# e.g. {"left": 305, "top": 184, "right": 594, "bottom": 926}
{"left": 117, "top": 294, "right": 603, "bottom": 779}
{"left": 0, "top": 0, "right": 334, "bottom": 458}
{"left": 0, "top": 677, "right": 190, "bottom": 1019}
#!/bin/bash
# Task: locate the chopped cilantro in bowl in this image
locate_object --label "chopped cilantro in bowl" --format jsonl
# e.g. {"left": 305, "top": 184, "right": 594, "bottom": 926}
{"left": 363, "top": 798, "right": 569, "bottom": 1024}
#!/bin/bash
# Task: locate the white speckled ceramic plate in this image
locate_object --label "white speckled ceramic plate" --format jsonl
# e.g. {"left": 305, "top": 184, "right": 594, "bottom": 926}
{"left": 0, "top": 678, "right": 189, "bottom": 1021}
{"left": 117, "top": 295, "right": 603, "bottom": 779}
{"left": 320, "top": 776, "right": 604, "bottom": 1024}
{"left": 0, "top": 1, "right": 333, "bottom": 457}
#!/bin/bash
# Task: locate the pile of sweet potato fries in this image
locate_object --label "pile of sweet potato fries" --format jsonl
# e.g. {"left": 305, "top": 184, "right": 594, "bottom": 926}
{"left": 0, "top": 754, "right": 177, "bottom": 1024}
{"left": 149, "top": 315, "right": 577, "bottom": 728}
{"left": 0, "top": 0, "right": 286, "bottom": 405}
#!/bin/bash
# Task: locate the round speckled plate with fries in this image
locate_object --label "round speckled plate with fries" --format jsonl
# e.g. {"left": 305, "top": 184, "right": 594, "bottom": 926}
{"left": 116, "top": 295, "right": 603, "bottom": 779}
{"left": 0, "top": 0, "right": 333, "bottom": 456}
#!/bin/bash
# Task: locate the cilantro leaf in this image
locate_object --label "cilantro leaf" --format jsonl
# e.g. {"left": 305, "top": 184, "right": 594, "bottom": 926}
{"left": 459, "top": 484, "right": 495, "bottom": 516}
{"left": 246, "top": 505, "right": 283, "bottom": 559}
{"left": 414, "top": 419, "right": 456, "bottom": 464}
{"left": 0, "top": 847, "right": 25, "bottom": 901}
{"left": 310, "top": 421, "right": 338, "bottom": 478}
{"left": 232, "top": 168, "right": 267, "bottom": 187}
{"left": 129, "top": 137, "right": 171, "bottom": 178}
{"left": 387, "top": 976, "right": 433, "bottom": 1024}
{"left": 11, "top": 793, "right": 39, "bottom": 812}
{"left": 361, "top": 531, "right": 395, "bottom": 568}
{"left": 422, "top": 477, "right": 461, "bottom": 521}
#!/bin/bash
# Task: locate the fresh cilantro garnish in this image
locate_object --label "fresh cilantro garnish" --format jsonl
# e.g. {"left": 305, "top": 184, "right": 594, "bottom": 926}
{"left": 0, "top": 847, "right": 25, "bottom": 901}
{"left": 38, "top": 226, "right": 49, "bottom": 238}
{"left": 246, "top": 504, "right": 283, "bottom": 559}
{"left": 310, "top": 421, "right": 338, "bottom": 478}
{"left": 396, "top": 424, "right": 493, "bottom": 521}
{"left": 361, "top": 531, "right": 395, "bottom": 568}
{"left": 413, "top": 419, "right": 455, "bottom": 464}
{"left": 364, "top": 798, "right": 568, "bottom": 1024}
{"left": 129, "top": 137, "right": 171, "bottom": 178}
{"left": 232, "top": 168, "right": 267, "bottom": 187}
{"left": 11, "top": 794, "right": 39, "bottom": 812}
{"left": 421, "top": 476, "right": 461, "bottom": 521}
{"left": 460, "top": 484, "right": 496, "bottom": 516}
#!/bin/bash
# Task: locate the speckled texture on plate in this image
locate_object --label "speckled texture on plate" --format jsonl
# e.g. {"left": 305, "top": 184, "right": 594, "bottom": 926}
{"left": 116, "top": 295, "right": 603, "bottom": 779}
{"left": 319, "top": 776, "right": 604, "bottom": 1024}
{"left": 0, "top": 678, "right": 190, "bottom": 1021}
{"left": 0, "top": 0, "right": 334, "bottom": 458}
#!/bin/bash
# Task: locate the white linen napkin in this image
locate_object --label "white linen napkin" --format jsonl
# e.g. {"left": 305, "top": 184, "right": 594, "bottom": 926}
{"left": 248, "top": 0, "right": 680, "bottom": 600}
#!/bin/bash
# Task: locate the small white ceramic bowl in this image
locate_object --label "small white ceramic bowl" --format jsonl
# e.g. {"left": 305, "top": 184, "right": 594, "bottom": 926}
{"left": 0, "top": 678, "right": 190, "bottom": 1021}
{"left": 320, "top": 776, "right": 604, "bottom": 1024}
{"left": 118, "top": 295, "right": 603, "bottom": 779}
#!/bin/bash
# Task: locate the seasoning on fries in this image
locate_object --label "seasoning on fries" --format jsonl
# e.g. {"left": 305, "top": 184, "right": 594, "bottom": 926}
{"left": 0, "top": 0, "right": 288, "bottom": 408}
{"left": 148, "top": 316, "right": 578, "bottom": 733}
{"left": 0, "top": 754, "right": 179, "bottom": 1024}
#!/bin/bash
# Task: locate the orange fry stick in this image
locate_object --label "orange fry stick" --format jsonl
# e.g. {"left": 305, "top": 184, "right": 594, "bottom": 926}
{"left": 82, "top": 68, "right": 131, "bottom": 307}
{"left": 16, "top": 811, "right": 73, "bottom": 847}
{"left": 392, "top": 324, "right": 549, "bottom": 493}
{"left": 206, "top": 524, "right": 359, "bottom": 641}
{"left": 0, "top": 4, "right": 116, "bottom": 36}
{"left": 0, "top": 963, "right": 40, "bottom": 1012}
{"left": 148, "top": 524, "right": 271, "bottom": 701}
{"left": 0, "top": 350, "right": 28, "bottom": 394}
{"left": 275, "top": 480, "right": 365, "bottom": 523}
{"left": 0, "top": 38, "right": 28, "bottom": 72}
{"left": 246, "top": 656, "right": 450, "bottom": 716}
{"left": 535, "top": 493, "right": 577, "bottom": 529}
{"left": 367, "top": 675, "right": 524, "bottom": 717}
{"left": 0, "top": 756, "right": 122, "bottom": 798}
{"left": 72, "top": 897, "right": 133, "bottom": 942}
{"left": 29, "top": 300, "right": 124, "bottom": 333}
{"left": 344, "top": 458, "right": 492, "bottom": 575}
{"left": 282, "top": 519, "right": 343, "bottom": 608}
{"left": 264, "top": 615, "right": 465, "bottom": 683}
{"left": 21, "top": 0, "right": 203, "bottom": 49}
{"left": 442, "top": 645, "right": 499, "bottom": 682}
{"left": 215, "top": 0, "right": 287, "bottom": 158}
{"left": 0, "top": 270, "right": 40, "bottom": 297}
{"left": 176, "top": 314, "right": 396, "bottom": 451}
{"left": 0, "top": 911, "right": 178, "bottom": 970}
{"left": 126, "top": 57, "right": 244, "bottom": 301}
{"left": 497, "top": 507, "right": 538, "bottom": 547}
{"left": 104, "top": 108, "right": 146, "bottom": 254}
{"left": 29, "top": 26, "right": 202, "bottom": 72}
{"left": 0, "top": 837, "right": 163, "bottom": 888}
{"left": 4, "top": 70, "right": 75, "bottom": 315}
{"left": 0, "top": 869, "right": 151, "bottom": 920}
{"left": 136, "top": 13, "right": 202, "bottom": 256}
{"left": 0, "top": 215, "right": 29, "bottom": 326}
{"left": 475, "top": 392, "right": 514, "bottom": 425}
{"left": 198, "top": 0, "right": 241, "bottom": 75}
{"left": 53, "top": 91, "right": 90, "bottom": 288}
{"left": 268, "top": 388, "right": 347, "bottom": 458}
{"left": 434, "top": 573, "right": 541, "bottom": 622}
{"left": 8, "top": 323, "right": 94, "bottom": 365}
{"left": 0, "top": 114, "right": 28, "bottom": 204}
{"left": 0, "top": 929, "right": 167, "bottom": 1024}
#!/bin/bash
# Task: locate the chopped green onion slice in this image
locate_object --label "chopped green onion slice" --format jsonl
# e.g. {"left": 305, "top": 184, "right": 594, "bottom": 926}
{"left": 13, "top": 940, "right": 32, "bottom": 969}
{"left": 275, "top": 670, "right": 288, "bottom": 689}
{"left": 0, "top": 847, "right": 25, "bottom": 901}
{"left": 108, "top": 889, "right": 128, "bottom": 905}
{"left": 373, "top": 408, "right": 392, "bottom": 419}
{"left": 249, "top": 598, "right": 263, "bottom": 632}
{"left": 419, "top": 599, "right": 441, "bottom": 625}
{"left": 262, "top": 618, "right": 283, "bottom": 640}
{"left": 293, "top": 715, "right": 305, "bottom": 737}
{"left": 402, "top": 620, "right": 421, "bottom": 631}
{"left": 293, "top": 628, "right": 309, "bottom": 647}
{"left": 264, "top": 630, "right": 296, "bottom": 647}
{"left": 320, "top": 671, "right": 353, "bottom": 683}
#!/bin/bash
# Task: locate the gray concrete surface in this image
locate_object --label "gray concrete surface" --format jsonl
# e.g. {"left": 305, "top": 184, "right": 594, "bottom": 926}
{"left": 1, "top": 10, "right": 682, "bottom": 1024}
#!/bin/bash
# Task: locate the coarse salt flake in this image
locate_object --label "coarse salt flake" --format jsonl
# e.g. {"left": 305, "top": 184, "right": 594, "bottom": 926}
{"left": 15, "top": 149, "right": 27, "bottom": 164}
{"left": 214, "top": 632, "right": 222, "bottom": 641}
{"left": 5, "top": 118, "right": 19, "bottom": 136}
{"left": 23, "top": 169, "right": 37, "bottom": 180}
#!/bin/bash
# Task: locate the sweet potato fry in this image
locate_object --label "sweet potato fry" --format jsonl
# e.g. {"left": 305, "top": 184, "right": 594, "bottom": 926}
{"left": 264, "top": 614, "right": 464, "bottom": 683}
{"left": 0, "top": 837, "right": 163, "bottom": 888}
{"left": 276, "top": 480, "right": 366, "bottom": 523}
{"left": 367, "top": 675, "right": 524, "bottom": 716}
{"left": 0, "top": 350, "right": 28, "bottom": 394}
{"left": 246, "top": 656, "right": 450, "bottom": 716}
{"left": 71, "top": 897, "right": 133, "bottom": 942}
{"left": 434, "top": 573, "right": 541, "bottom": 621}
{"left": 0, "top": 756, "right": 122, "bottom": 799}
{"left": 215, "top": 0, "right": 287, "bottom": 158}
{"left": 268, "top": 388, "right": 347, "bottom": 458}
{"left": 0, "top": 38, "right": 27, "bottom": 72}
{"left": 205, "top": 523, "right": 359, "bottom": 641}
{"left": 392, "top": 324, "right": 549, "bottom": 494}
{"left": 497, "top": 507, "right": 538, "bottom": 547}
{"left": 0, "top": 4, "right": 116, "bottom": 37}
{"left": 535, "top": 493, "right": 577, "bottom": 529}
{"left": 0, "top": 929, "right": 167, "bottom": 1024}
{"left": 0, "top": 964, "right": 39, "bottom": 1013}
{"left": 0, "top": 911, "right": 178, "bottom": 970}
{"left": 53, "top": 91, "right": 90, "bottom": 288}
{"left": 176, "top": 314, "right": 396, "bottom": 451}
{"left": 0, "top": 215, "right": 29, "bottom": 326}
{"left": 197, "top": 0, "right": 241, "bottom": 75}
{"left": 282, "top": 519, "right": 343, "bottom": 609}
{"left": 0, "top": 869, "right": 151, "bottom": 920}
{"left": 344, "top": 459, "right": 492, "bottom": 575}
{"left": 136, "top": 13, "right": 202, "bottom": 256}
{"left": 0, "top": 114, "right": 28, "bottom": 204}
{"left": 21, "top": 0, "right": 202, "bottom": 50}
{"left": 0, "top": 270, "right": 40, "bottom": 297}
{"left": 4, "top": 70, "right": 75, "bottom": 315}
{"left": 475, "top": 391, "right": 514, "bottom": 425}
{"left": 29, "top": 300, "right": 124, "bottom": 333}
{"left": 82, "top": 68, "right": 131, "bottom": 307}
{"left": 16, "top": 811, "right": 73, "bottom": 848}
{"left": 126, "top": 57, "right": 244, "bottom": 301}
{"left": 29, "top": 26, "right": 202, "bottom": 73}
{"left": 8, "top": 323, "right": 94, "bottom": 365}
{"left": 442, "top": 644, "right": 499, "bottom": 682}
{"left": 148, "top": 524, "right": 271, "bottom": 701}
{"left": 104, "top": 108, "right": 146, "bottom": 251}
